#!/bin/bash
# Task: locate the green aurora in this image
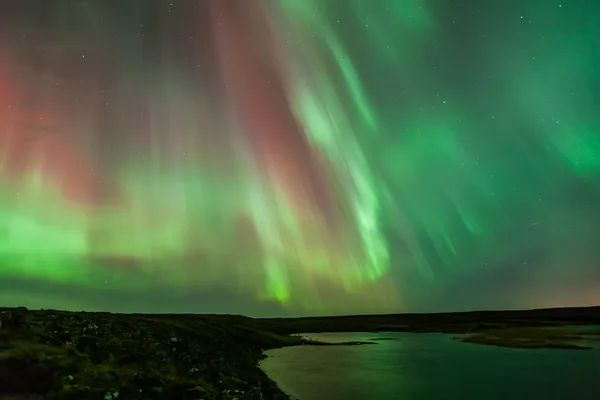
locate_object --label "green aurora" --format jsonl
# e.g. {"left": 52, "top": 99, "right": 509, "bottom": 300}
{"left": 0, "top": 0, "right": 598, "bottom": 316}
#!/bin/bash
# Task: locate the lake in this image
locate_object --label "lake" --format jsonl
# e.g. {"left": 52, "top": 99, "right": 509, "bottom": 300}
{"left": 260, "top": 332, "right": 600, "bottom": 400}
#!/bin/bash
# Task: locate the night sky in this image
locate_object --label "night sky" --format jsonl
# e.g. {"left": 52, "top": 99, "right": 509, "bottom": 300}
{"left": 0, "top": 0, "right": 599, "bottom": 316}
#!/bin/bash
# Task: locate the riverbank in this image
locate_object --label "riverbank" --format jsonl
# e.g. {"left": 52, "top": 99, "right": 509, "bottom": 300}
{"left": 256, "top": 306, "right": 600, "bottom": 350}
{"left": 0, "top": 307, "right": 301, "bottom": 399}
{"left": 259, "top": 330, "right": 600, "bottom": 400}
{"left": 1, "top": 305, "right": 598, "bottom": 398}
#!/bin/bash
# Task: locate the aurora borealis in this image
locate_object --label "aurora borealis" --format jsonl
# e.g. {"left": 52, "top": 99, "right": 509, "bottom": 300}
{"left": 0, "top": 0, "right": 599, "bottom": 316}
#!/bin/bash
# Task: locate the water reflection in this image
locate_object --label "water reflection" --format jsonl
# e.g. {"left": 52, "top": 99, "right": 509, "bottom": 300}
{"left": 261, "top": 332, "right": 600, "bottom": 400}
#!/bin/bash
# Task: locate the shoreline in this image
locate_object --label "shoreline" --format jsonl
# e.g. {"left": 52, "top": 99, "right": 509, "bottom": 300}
{"left": 0, "top": 308, "right": 298, "bottom": 399}
{"left": 1, "top": 305, "right": 599, "bottom": 398}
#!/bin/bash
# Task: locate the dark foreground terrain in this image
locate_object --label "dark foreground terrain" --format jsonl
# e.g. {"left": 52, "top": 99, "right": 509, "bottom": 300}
{"left": 0, "top": 308, "right": 301, "bottom": 399}
{"left": 1, "top": 306, "right": 599, "bottom": 399}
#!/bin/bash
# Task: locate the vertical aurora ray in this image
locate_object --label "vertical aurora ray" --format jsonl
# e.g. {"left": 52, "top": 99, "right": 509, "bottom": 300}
{"left": 271, "top": 0, "right": 390, "bottom": 282}
{"left": 0, "top": 0, "right": 599, "bottom": 315}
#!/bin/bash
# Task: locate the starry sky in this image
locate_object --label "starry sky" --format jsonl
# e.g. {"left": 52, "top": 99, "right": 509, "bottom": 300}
{"left": 0, "top": 0, "right": 599, "bottom": 317}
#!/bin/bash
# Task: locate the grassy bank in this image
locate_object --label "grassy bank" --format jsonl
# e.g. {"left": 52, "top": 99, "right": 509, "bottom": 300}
{"left": 0, "top": 308, "right": 300, "bottom": 399}
{"left": 1, "top": 305, "right": 598, "bottom": 398}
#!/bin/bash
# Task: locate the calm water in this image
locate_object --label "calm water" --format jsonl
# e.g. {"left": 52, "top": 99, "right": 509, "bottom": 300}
{"left": 260, "top": 332, "right": 600, "bottom": 400}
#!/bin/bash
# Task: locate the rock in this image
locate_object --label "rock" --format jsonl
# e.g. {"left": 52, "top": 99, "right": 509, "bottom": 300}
{"left": 0, "top": 308, "right": 304, "bottom": 399}
{"left": 0, "top": 308, "right": 28, "bottom": 332}
{"left": 0, "top": 352, "right": 56, "bottom": 394}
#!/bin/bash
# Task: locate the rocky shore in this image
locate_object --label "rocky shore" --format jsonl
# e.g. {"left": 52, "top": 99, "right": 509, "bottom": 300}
{"left": 2, "top": 305, "right": 598, "bottom": 399}
{"left": 0, "top": 307, "right": 301, "bottom": 399}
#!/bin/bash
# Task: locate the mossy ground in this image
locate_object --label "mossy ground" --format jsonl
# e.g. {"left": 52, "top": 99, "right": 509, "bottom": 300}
{"left": 1, "top": 305, "right": 598, "bottom": 398}
{"left": 0, "top": 308, "right": 301, "bottom": 399}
